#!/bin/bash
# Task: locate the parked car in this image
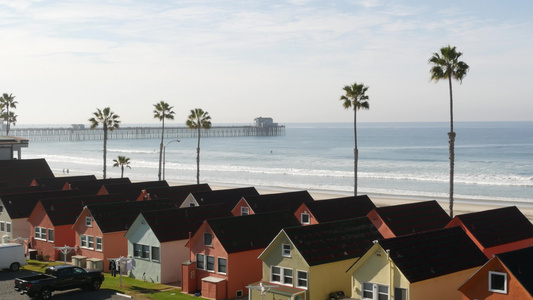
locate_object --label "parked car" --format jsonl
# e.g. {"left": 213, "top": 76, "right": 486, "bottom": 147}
{"left": 14, "top": 264, "right": 104, "bottom": 299}
{"left": 0, "top": 243, "right": 27, "bottom": 271}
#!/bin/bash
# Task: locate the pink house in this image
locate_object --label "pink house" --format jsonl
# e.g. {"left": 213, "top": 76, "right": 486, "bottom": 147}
{"left": 72, "top": 199, "right": 175, "bottom": 271}
{"left": 293, "top": 195, "right": 376, "bottom": 225}
{"left": 182, "top": 211, "right": 301, "bottom": 299}
{"left": 28, "top": 194, "right": 133, "bottom": 261}
{"left": 446, "top": 206, "right": 533, "bottom": 258}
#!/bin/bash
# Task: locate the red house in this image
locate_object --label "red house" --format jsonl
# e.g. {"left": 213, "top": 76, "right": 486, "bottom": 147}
{"left": 182, "top": 211, "right": 301, "bottom": 299}
{"left": 28, "top": 194, "right": 134, "bottom": 261}
{"left": 293, "top": 195, "right": 376, "bottom": 225}
{"left": 459, "top": 246, "right": 533, "bottom": 300}
{"left": 367, "top": 200, "right": 451, "bottom": 238}
{"left": 446, "top": 206, "right": 533, "bottom": 258}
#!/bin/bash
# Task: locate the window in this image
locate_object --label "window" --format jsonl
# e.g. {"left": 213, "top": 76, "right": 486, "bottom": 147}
{"left": 151, "top": 246, "right": 160, "bottom": 261}
{"left": 271, "top": 266, "right": 294, "bottom": 285}
{"left": 47, "top": 229, "right": 54, "bottom": 242}
{"left": 142, "top": 245, "right": 150, "bottom": 259}
{"left": 86, "top": 216, "right": 92, "bottom": 227}
{"left": 80, "top": 235, "right": 88, "bottom": 248}
{"left": 134, "top": 243, "right": 141, "bottom": 257}
{"left": 6, "top": 222, "right": 11, "bottom": 233}
{"left": 35, "top": 227, "right": 47, "bottom": 241}
{"left": 297, "top": 271, "right": 308, "bottom": 288}
{"left": 204, "top": 233, "right": 213, "bottom": 246}
{"left": 0, "top": 205, "right": 3, "bottom": 213}
{"left": 206, "top": 256, "right": 215, "bottom": 271}
{"left": 282, "top": 244, "right": 292, "bottom": 257}
{"left": 88, "top": 236, "right": 94, "bottom": 249}
{"left": 362, "top": 283, "right": 389, "bottom": 300}
{"left": 394, "top": 288, "right": 407, "bottom": 300}
{"left": 218, "top": 258, "right": 227, "bottom": 274}
{"left": 1, "top": 221, "right": 5, "bottom": 231}
{"left": 301, "top": 212, "right": 310, "bottom": 224}
{"left": 189, "top": 202, "right": 196, "bottom": 207}
{"left": 489, "top": 271, "right": 507, "bottom": 294}
{"left": 236, "top": 291, "right": 243, "bottom": 297}
{"left": 241, "top": 206, "right": 249, "bottom": 216}
{"left": 197, "top": 254, "right": 205, "bottom": 269}
{"left": 96, "top": 237, "right": 103, "bottom": 251}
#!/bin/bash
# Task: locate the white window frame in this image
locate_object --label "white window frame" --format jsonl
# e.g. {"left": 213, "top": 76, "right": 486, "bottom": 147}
{"left": 85, "top": 216, "right": 92, "bottom": 227}
{"left": 47, "top": 229, "right": 54, "bottom": 242}
{"left": 80, "top": 234, "right": 88, "bottom": 248}
{"left": 35, "top": 227, "right": 47, "bottom": 241}
{"left": 271, "top": 266, "right": 293, "bottom": 286}
{"left": 96, "top": 237, "right": 103, "bottom": 251}
{"left": 204, "top": 232, "right": 213, "bottom": 246}
{"left": 218, "top": 257, "right": 227, "bottom": 274}
{"left": 197, "top": 253, "right": 205, "bottom": 270}
{"left": 133, "top": 243, "right": 141, "bottom": 257}
{"left": 282, "top": 243, "right": 292, "bottom": 257}
{"left": 489, "top": 271, "right": 508, "bottom": 294}
{"left": 151, "top": 246, "right": 160, "bottom": 262}
{"left": 6, "top": 222, "right": 11, "bottom": 233}
{"left": 362, "top": 282, "right": 389, "bottom": 300}
{"left": 88, "top": 236, "right": 94, "bottom": 249}
{"left": 1, "top": 221, "right": 5, "bottom": 232}
{"left": 301, "top": 212, "right": 310, "bottom": 224}
{"left": 241, "top": 206, "right": 250, "bottom": 216}
{"left": 296, "top": 270, "right": 308, "bottom": 289}
{"left": 271, "top": 266, "right": 281, "bottom": 283}
{"left": 142, "top": 244, "right": 150, "bottom": 259}
{"left": 206, "top": 255, "right": 215, "bottom": 272}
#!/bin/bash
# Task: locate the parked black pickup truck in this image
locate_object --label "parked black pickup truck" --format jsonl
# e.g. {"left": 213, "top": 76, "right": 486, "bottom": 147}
{"left": 14, "top": 264, "right": 104, "bottom": 299}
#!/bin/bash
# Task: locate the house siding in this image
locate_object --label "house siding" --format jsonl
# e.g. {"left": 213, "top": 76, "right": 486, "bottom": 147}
{"left": 161, "top": 239, "right": 187, "bottom": 284}
{"left": 309, "top": 261, "right": 354, "bottom": 300}
{"left": 293, "top": 204, "right": 318, "bottom": 225}
{"left": 410, "top": 267, "right": 479, "bottom": 300}
{"left": 127, "top": 217, "right": 162, "bottom": 283}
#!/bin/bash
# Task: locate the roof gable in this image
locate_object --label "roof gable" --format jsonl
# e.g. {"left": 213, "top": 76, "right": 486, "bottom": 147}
{"left": 32, "top": 175, "right": 97, "bottom": 190}
{"left": 284, "top": 217, "right": 383, "bottom": 266}
{"left": 452, "top": 206, "right": 533, "bottom": 248}
{"left": 189, "top": 187, "right": 259, "bottom": 209}
{"left": 370, "top": 200, "right": 451, "bottom": 236}
{"left": 68, "top": 178, "right": 131, "bottom": 195}
{"left": 0, "top": 159, "right": 53, "bottom": 187}
{"left": 305, "top": 195, "right": 376, "bottom": 223}
{"left": 496, "top": 247, "right": 533, "bottom": 296}
{"left": 139, "top": 204, "right": 233, "bottom": 242}
{"left": 207, "top": 211, "right": 301, "bottom": 253}
{"left": 145, "top": 184, "right": 212, "bottom": 203}
{"left": 100, "top": 180, "right": 169, "bottom": 198}
{"left": 242, "top": 191, "right": 314, "bottom": 213}
{"left": 379, "top": 227, "right": 487, "bottom": 283}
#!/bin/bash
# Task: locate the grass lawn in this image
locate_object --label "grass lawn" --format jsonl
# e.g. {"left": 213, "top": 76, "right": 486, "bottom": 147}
{"left": 22, "top": 260, "right": 202, "bottom": 300}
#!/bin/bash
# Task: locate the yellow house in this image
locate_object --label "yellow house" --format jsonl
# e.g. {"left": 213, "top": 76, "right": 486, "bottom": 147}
{"left": 249, "top": 217, "right": 383, "bottom": 300}
{"left": 349, "top": 227, "right": 487, "bottom": 300}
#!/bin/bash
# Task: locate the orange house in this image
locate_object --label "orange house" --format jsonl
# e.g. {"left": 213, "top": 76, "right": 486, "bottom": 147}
{"left": 72, "top": 199, "right": 175, "bottom": 272}
{"left": 28, "top": 194, "right": 133, "bottom": 261}
{"left": 446, "top": 206, "right": 533, "bottom": 258}
{"left": 459, "top": 247, "right": 533, "bottom": 299}
{"left": 293, "top": 195, "right": 376, "bottom": 225}
{"left": 182, "top": 211, "right": 301, "bottom": 299}
{"left": 367, "top": 200, "right": 451, "bottom": 238}
{"left": 231, "top": 191, "right": 314, "bottom": 217}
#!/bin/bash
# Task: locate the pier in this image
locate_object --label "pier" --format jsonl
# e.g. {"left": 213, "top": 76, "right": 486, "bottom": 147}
{"left": 9, "top": 125, "right": 285, "bottom": 141}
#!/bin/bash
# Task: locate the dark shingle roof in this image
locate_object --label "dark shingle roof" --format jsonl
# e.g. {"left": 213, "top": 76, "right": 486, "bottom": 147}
{"left": 40, "top": 194, "right": 133, "bottom": 226}
{"left": 0, "top": 159, "right": 54, "bottom": 187}
{"left": 371, "top": 200, "right": 451, "bottom": 236}
{"left": 190, "top": 187, "right": 259, "bottom": 210}
{"left": 101, "top": 180, "right": 169, "bottom": 199}
{"left": 284, "top": 217, "right": 383, "bottom": 266}
{"left": 85, "top": 199, "right": 176, "bottom": 233}
{"left": 379, "top": 227, "right": 487, "bottom": 283}
{"left": 32, "top": 175, "right": 97, "bottom": 190}
{"left": 68, "top": 178, "right": 131, "bottom": 195}
{"left": 1, "top": 190, "right": 81, "bottom": 219}
{"left": 304, "top": 195, "right": 376, "bottom": 223}
{"left": 140, "top": 204, "right": 232, "bottom": 242}
{"left": 454, "top": 206, "right": 533, "bottom": 248}
{"left": 496, "top": 247, "right": 533, "bottom": 297}
{"left": 243, "top": 191, "right": 314, "bottom": 213}
{"left": 207, "top": 211, "right": 301, "bottom": 253}
{"left": 0, "top": 185, "right": 44, "bottom": 195}
{"left": 145, "top": 184, "right": 212, "bottom": 203}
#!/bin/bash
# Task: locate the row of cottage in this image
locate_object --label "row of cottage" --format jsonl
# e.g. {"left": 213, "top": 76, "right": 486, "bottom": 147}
{"left": 1, "top": 159, "right": 533, "bottom": 300}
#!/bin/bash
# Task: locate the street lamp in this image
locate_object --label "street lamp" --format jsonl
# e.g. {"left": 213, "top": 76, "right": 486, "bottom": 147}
{"left": 163, "top": 139, "right": 180, "bottom": 181}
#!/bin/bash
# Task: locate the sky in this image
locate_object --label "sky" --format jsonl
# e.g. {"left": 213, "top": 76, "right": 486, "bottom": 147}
{"left": 1, "top": 0, "right": 532, "bottom": 126}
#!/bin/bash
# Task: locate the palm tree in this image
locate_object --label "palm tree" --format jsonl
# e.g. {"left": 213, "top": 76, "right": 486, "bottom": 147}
{"left": 89, "top": 107, "right": 121, "bottom": 179}
{"left": 153, "top": 101, "right": 175, "bottom": 181}
{"left": 339, "top": 82, "right": 370, "bottom": 196}
{"left": 113, "top": 155, "right": 131, "bottom": 178}
{"left": 0, "top": 93, "right": 17, "bottom": 135}
{"left": 186, "top": 108, "right": 212, "bottom": 184}
{"left": 429, "top": 45, "right": 469, "bottom": 218}
{"left": 1, "top": 111, "right": 17, "bottom": 133}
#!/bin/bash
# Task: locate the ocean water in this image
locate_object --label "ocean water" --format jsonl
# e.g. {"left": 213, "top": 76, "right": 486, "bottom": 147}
{"left": 23, "top": 122, "right": 533, "bottom": 205}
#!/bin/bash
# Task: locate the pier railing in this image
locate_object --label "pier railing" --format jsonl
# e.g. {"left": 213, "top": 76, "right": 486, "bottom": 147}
{"left": 9, "top": 126, "right": 285, "bottom": 141}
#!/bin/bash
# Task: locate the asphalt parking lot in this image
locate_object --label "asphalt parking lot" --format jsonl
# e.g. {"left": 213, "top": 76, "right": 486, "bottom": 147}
{"left": 0, "top": 269, "right": 130, "bottom": 300}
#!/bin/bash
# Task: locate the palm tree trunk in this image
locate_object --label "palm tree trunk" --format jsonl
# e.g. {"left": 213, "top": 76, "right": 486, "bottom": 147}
{"left": 103, "top": 126, "right": 108, "bottom": 179}
{"left": 448, "top": 75, "right": 455, "bottom": 218}
{"left": 158, "top": 118, "right": 165, "bottom": 181}
{"left": 354, "top": 108, "right": 358, "bottom": 196}
{"left": 121, "top": 166, "right": 124, "bottom": 178}
{"left": 196, "top": 127, "right": 201, "bottom": 184}
{"left": 5, "top": 106, "right": 10, "bottom": 136}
